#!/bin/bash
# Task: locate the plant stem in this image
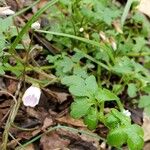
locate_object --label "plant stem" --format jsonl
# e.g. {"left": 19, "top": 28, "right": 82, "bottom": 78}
{"left": 15, "top": 124, "right": 105, "bottom": 150}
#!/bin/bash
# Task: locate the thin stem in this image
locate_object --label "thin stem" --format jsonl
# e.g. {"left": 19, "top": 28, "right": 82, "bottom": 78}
{"left": 12, "top": 123, "right": 39, "bottom": 131}
{"left": 15, "top": 124, "right": 105, "bottom": 150}
{"left": 8, "top": 133, "right": 25, "bottom": 150}
{"left": 35, "top": 30, "right": 115, "bottom": 65}
{"left": 1, "top": 81, "right": 22, "bottom": 150}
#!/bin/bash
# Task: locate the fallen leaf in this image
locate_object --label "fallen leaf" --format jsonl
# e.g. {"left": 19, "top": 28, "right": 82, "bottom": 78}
{"left": 7, "top": 79, "right": 18, "bottom": 94}
{"left": 26, "top": 107, "right": 40, "bottom": 119}
{"left": 56, "top": 115, "right": 86, "bottom": 127}
{"left": 40, "top": 132, "right": 70, "bottom": 150}
{"left": 41, "top": 117, "right": 53, "bottom": 130}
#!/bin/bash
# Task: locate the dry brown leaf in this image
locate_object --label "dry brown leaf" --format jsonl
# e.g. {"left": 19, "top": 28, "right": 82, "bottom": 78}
{"left": 56, "top": 115, "right": 86, "bottom": 127}
{"left": 138, "top": 0, "right": 150, "bottom": 17}
{"left": 26, "top": 107, "right": 40, "bottom": 119}
{"left": 7, "top": 79, "right": 18, "bottom": 94}
{"left": 43, "top": 88, "right": 69, "bottom": 103}
{"left": 41, "top": 117, "right": 53, "bottom": 130}
{"left": 40, "top": 132, "right": 70, "bottom": 150}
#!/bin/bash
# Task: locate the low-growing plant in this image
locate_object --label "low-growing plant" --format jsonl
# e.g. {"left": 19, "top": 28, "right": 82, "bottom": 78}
{"left": 1, "top": 0, "right": 150, "bottom": 149}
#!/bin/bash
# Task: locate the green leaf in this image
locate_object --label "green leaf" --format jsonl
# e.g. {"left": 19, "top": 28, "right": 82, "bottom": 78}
{"left": 113, "top": 57, "right": 133, "bottom": 74}
{"left": 105, "top": 113, "right": 119, "bottom": 129}
{"left": 0, "top": 66, "right": 5, "bottom": 75}
{"left": 138, "top": 95, "right": 150, "bottom": 108}
{"left": 127, "top": 135, "right": 144, "bottom": 150}
{"left": 60, "top": 56, "right": 74, "bottom": 73}
{"left": 85, "top": 75, "right": 98, "bottom": 95}
{"left": 132, "top": 37, "right": 146, "bottom": 52}
{"left": 144, "top": 106, "right": 150, "bottom": 116}
{"left": 141, "top": 85, "right": 150, "bottom": 94}
{"left": 84, "top": 107, "right": 98, "bottom": 129}
{"left": 107, "top": 127, "right": 127, "bottom": 148}
{"left": 61, "top": 75, "right": 85, "bottom": 86}
{"left": 126, "top": 125, "right": 144, "bottom": 150}
{"left": 111, "top": 109, "right": 131, "bottom": 126}
{"left": 70, "top": 98, "right": 92, "bottom": 118}
{"left": 96, "top": 88, "right": 119, "bottom": 102}
{"left": 129, "top": 124, "right": 144, "bottom": 137}
{"left": 127, "top": 83, "right": 137, "bottom": 98}
{"left": 69, "top": 84, "right": 88, "bottom": 97}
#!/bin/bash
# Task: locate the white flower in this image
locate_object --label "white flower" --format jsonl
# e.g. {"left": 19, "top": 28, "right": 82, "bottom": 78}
{"left": 31, "top": 21, "right": 40, "bottom": 30}
{"left": 123, "top": 109, "right": 131, "bottom": 117}
{"left": 79, "top": 27, "right": 84, "bottom": 32}
{"left": 22, "top": 85, "right": 41, "bottom": 107}
{"left": 0, "top": 7, "right": 15, "bottom": 16}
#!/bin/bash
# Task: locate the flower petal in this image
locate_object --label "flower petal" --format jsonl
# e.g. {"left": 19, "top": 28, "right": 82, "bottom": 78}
{"left": 22, "top": 85, "right": 41, "bottom": 107}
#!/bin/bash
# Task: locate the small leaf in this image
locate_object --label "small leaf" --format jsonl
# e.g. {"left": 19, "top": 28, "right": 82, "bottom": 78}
{"left": 61, "top": 57, "right": 74, "bottom": 73}
{"left": 85, "top": 75, "right": 98, "bottom": 95}
{"left": 96, "top": 88, "right": 119, "bottom": 102}
{"left": 127, "top": 83, "right": 137, "bottom": 98}
{"left": 111, "top": 109, "right": 131, "bottom": 126}
{"left": 107, "top": 127, "right": 127, "bottom": 148}
{"left": 61, "top": 75, "right": 85, "bottom": 86}
{"left": 69, "top": 84, "right": 88, "bottom": 96}
{"left": 105, "top": 113, "right": 119, "bottom": 129}
{"left": 127, "top": 136, "right": 144, "bottom": 150}
{"left": 138, "top": 95, "right": 150, "bottom": 108}
{"left": 126, "top": 124, "right": 144, "bottom": 150}
{"left": 84, "top": 107, "right": 98, "bottom": 129}
{"left": 70, "top": 98, "right": 92, "bottom": 118}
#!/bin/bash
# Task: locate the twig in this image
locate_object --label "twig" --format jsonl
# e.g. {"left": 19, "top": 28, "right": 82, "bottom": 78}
{"left": 1, "top": 81, "right": 22, "bottom": 150}
{"left": 8, "top": 132, "right": 25, "bottom": 150}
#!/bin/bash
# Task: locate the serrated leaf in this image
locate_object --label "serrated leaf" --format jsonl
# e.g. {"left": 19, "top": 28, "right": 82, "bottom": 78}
{"left": 125, "top": 124, "right": 144, "bottom": 150}
{"left": 69, "top": 84, "right": 88, "bottom": 96}
{"left": 129, "top": 124, "right": 144, "bottom": 137}
{"left": 85, "top": 75, "right": 98, "bottom": 95}
{"left": 61, "top": 57, "right": 74, "bottom": 73}
{"left": 107, "top": 127, "right": 127, "bottom": 148}
{"left": 127, "top": 83, "right": 137, "bottom": 98}
{"left": 112, "top": 57, "right": 133, "bottom": 74}
{"left": 138, "top": 95, "right": 150, "bottom": 108}
{"left": 105, "top": 113, "right": 119, "bottom": 129}
{"left": 111, "top": 109, "right": 131, "bottom": 126}
{"left": 70, "top": 98, "right": 92, "bottom": 118}
{"left": 127, "top": 136, "right": 144, "bottom": 150}
{"left": 96, "top": 88, "right": 119, "bottom": 102}
{"left": 61, "top": 75, "right": 85, "bottom": 86}
{"left": 84, "top": 107, "right": 98, "bottom": 129}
